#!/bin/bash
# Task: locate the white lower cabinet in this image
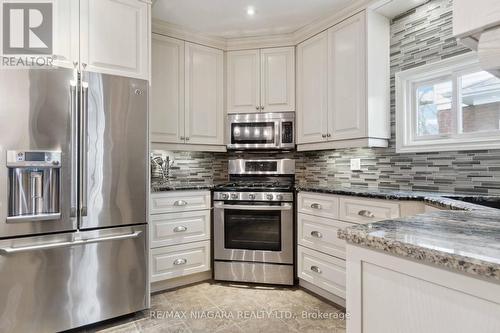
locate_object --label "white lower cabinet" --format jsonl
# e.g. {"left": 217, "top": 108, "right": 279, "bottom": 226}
{"left": 150, "top": 190, "right": 211, "bottom": 214}
{"left": 150, "top": 240, "right": 211, "bottom": 282}
{"left": 298, "top": 246, "right": 346, "bottom": 298}
{"left": 297, "top": 192, "right": 425, "bottom": 305}
{"left": 298, "top": 213, "right": 354, "bottom": 259}
{"left": 150, "top": 210, "right": 210, "bottom": 248}
{"left": 347, "top": 244, "right": 500, "bottom": 333}
{"left": 150, "top": 191, "right": 211, "bottom": 289}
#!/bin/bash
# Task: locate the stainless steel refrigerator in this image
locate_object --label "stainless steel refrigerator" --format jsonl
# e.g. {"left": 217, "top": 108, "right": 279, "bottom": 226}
{"left": 0, "top": 67, "right": 149, "bottom": 332}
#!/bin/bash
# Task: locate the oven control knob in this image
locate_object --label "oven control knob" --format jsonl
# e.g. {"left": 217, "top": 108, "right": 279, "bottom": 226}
{"left": 248, "top": 193, "right": 256, "bottom": 200}
{"left": 221, "top": 193, "right": 229, "bottom": 200}
{"left": 230, "top": 193, "right": 239, "bottom": 200}
{"left": 266, "top": 194, "right": 274, "bottom": 200}
{"left": 276, "top": 194, "right": 283, "bottom": 201}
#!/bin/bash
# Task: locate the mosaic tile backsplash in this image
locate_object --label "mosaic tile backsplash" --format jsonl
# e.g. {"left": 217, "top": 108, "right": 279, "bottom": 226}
{"left": 157, "top": 0, "right": 500, "bottom": 195}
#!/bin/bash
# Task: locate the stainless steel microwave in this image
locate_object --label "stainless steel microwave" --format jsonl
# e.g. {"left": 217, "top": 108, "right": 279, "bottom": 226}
{"left": 227, "top": 112, "right": 295, "bottom": 150}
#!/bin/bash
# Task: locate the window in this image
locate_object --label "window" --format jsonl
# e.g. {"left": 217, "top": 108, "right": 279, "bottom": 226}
{"left": 396, "top": 53, "right": 500, "bottom": 153}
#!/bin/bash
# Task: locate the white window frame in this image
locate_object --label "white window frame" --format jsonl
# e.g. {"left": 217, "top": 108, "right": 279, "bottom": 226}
{"left": 396, "top": 52, "right": 500, "bottom": 153}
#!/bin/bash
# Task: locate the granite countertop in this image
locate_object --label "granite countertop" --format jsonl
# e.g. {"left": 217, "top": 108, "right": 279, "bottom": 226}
{"left": 151, "top": 180, "right": 215, "bottom": 192}
{"left": 295, "top": 184, "right": 500, "bottom": 281}
{"left": 295, "top": 184, "right": 500, "bottom": 211}
{"left": 337, "top": 210, "right": 500, "bottom": 281}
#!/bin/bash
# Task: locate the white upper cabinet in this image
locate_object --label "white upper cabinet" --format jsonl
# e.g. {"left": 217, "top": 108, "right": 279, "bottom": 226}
{"left": 260, "top": 47, "right": 295, "bottom": 112}
{"left": 52, "top": 0, "right": 80, "bottom": 69}
{"left": 151, "top": 38, "right": 224, "bottom": 148}
{"left": 226, "top": 50, "right": 260, "bottom": 113}
{"left": 185, "top": 42, "right": 224, "bottom": 145}
{"left": 453, "top": 0, "right": 500, "bottom": 38}
{"left": 297, "top": 32, "right": 329, "bottom": 144}
{"left": 80, "top": 0, "right": 150, "bottom": 79}
{"left": 151, "top": 34, "right": 184, "bottom": 144}
{"left": 52, "top": 0, "right": 150, "bottom": 80}
{"left": 226, "top": 46, "right": 295, "bottom": 113}
{"left": 327, "top": 13, "right": 366, "bottom": 141}
{"left": 296, "top": 10, "right": 390, "bottom": 151}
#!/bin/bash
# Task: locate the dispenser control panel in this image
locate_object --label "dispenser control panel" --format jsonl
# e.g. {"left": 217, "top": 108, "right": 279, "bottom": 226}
{"left": 7, "top": 151, "right": 61, "bottom": 168}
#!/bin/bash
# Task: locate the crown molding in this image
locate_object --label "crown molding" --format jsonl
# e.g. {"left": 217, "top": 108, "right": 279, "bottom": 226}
{"left": 152, "top": 19, "right": 227, "bottom": 50}
{"left": 225, "top": 33, "right": 296, "bottom": 51}
{"left": 291, "top": 0, "right": 372, "bottom": 44}
{"left": 152, "top": 0, "right": 382, "bottom": 51}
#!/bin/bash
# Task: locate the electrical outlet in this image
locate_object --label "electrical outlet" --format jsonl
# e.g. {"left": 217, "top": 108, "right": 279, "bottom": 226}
{"left": 350, "top": 158, "right": 361, "bottom": 171}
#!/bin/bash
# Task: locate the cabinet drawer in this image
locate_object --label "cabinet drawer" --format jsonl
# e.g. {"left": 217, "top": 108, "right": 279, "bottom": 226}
{"left": 150, "top": 210, "right": 211, "bottom": 248}
{"left": 150, "top": 191, "right": 211, "bottom": 214}
{"left": 298, "top": 192, "right": 339, "bottom": 219}
{"left": 339, "top": 197, "right": 400, "bottom": 224}
{"left": 298, "top": 246, "right": 346, "bottom": 299}
{"left": 150, "top": 241, "right": 211, "bottom": 282}
{"left": 298, "top": 213, "right": 354, "bottom": 259}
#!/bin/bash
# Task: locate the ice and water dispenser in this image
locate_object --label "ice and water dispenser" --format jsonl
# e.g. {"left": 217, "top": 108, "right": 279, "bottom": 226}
{"left": 7, "top": 151, "right": 61, "bottom": 221}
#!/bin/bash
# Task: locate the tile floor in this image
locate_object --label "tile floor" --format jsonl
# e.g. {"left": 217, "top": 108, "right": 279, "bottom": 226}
{"left": 77, "top": 281, "right": 346, "bottom": 333}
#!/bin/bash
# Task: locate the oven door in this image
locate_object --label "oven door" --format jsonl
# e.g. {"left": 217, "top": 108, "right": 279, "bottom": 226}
{"left": 214, "top": 201, "right": 293, "bottom": 264}
{"left": 227, "top": 120, "right": 280, "bottom": 150}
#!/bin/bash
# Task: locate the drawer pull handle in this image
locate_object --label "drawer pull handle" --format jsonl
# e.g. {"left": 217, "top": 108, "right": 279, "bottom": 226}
{"left": 310, "top": 203, "right": 322, "bottom": 209}
{"left": 358, "top": 210, "right": 375, "bottom": 218}
{"left": 310, "top": 266, "right": 322, "bottom": 274}
{"left": 174, "top": 200, "right": 188, "bottom": 207}
{"left": 173, "top": 226, "right": 187, "bottom": 232}
{"left": 173, "top": 258, "right": 187, "bottom": 265}
{"left": 310, "top": 231, "right": 323, "bottom": 238}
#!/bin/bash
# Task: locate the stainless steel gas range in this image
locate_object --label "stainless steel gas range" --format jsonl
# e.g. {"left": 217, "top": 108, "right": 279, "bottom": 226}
{"left": 213, "top": 159, "right": 295, "bottom": 285}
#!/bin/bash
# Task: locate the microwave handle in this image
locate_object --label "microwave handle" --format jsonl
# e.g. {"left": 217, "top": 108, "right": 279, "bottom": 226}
{"left": 214, "top": 202, "right": 292, "bottom": 211}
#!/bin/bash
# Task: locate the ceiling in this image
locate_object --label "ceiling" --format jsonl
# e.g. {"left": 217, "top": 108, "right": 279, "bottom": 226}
{"left": 152, "top": 0, "right": 353, "bottom": 38}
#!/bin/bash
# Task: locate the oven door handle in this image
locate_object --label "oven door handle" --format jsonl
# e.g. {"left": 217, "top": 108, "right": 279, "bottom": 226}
{"left": 214, "top": 203, "right": 292, "bottom": 211}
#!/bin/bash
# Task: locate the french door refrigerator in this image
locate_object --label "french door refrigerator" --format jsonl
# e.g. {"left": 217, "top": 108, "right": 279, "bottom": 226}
{"left": 0, "top": 67, "right": 149, "bottom": 332}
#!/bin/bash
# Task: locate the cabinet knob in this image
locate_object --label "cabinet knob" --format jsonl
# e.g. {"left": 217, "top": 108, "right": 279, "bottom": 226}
{"left": 310, "top": 266, "right": 322, "bottom": 274}
{"left": 174, "top": 200, "right": 188, "bottom": 207}
{"left": 310, "top": 231, "right": 323, "bottom": 238}
{"left": 256, "top": 106, "right": 260, "bottom": 110}
{"left": 72, "top": 61, "right": 79, "bottom": 69}
{"left": 310, "top": 203, "right": 322, "bottom": 209}
{"left": 173, "top": 226, "right": 187, "bottom": 233}
{"left": 180, "top": 136, "right": 185, "bottom": 140}
{"left": 322, "top": 134, "right": 327, "bottom": 138}
{"left": 185, "top": 137, "right": 190, "bottom": 141}
{"left": 327, "top": 133, "right": 331, "bottom": 138}
{"left": 261, "top": 106, "right": 265, "bottom": 111}
{"left": 173, "top": 258, "right": 187, "bottom": 265}
{"left": 358, "top": 210, "right": 375, "bottom": 218}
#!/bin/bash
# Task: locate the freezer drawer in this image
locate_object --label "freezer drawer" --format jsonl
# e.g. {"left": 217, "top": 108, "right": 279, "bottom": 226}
{"left": 0, "top": 225, "right": 148, "bottom": 333}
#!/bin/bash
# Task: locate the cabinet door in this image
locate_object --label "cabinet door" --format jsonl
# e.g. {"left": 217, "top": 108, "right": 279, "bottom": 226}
{"left": 185, "top": 43, "right": 224, "bottom": 145}
{"left": 80, "top": 0, "right": 149, "bottom": 79}
{"left": 453, "top": 0, "right": 500, "bottom": 37}
{"left": 226, "top": 50, "right": 260, "bottom": 114}
{"left": 150, "top": 34, "right": 184, "bottom": 144}
{"left": 328, "top": 13, "right": 367, "bottom": 140}
{"left": 52, "top": 0, "right": 79, "bottom": 69}
{"left": 260, "top": 47, "right": 295, "bottom": 112}
{"left": 297, "top": 32, "right": 329, "bottom": 144}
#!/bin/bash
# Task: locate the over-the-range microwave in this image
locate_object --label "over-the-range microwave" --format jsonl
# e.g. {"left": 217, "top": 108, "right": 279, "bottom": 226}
{"left": 227, "top": 112, "right": 295, "bottom": 150}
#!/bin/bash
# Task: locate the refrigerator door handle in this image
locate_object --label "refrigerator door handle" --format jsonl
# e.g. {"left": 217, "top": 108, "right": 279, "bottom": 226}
{"left": 80, "top": 80, "right": 89, "bottom": 217}
{"left": 70, "top": 82, "right": 78, "bottom": 217}
{"left": 0, "top": 231, "right": 142, "bottom": 254}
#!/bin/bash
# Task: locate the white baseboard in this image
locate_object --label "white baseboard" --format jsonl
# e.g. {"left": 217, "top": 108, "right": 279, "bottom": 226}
{"left": 151, "top": 271, "right": 212, "bottom": 293}
{"left": 299, "top": 279, "right": 346, "bottom": 308}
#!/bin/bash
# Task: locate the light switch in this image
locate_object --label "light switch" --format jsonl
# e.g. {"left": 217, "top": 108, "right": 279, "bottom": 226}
{"left": 350, "top": 158, "right": 361, "bottom": 171}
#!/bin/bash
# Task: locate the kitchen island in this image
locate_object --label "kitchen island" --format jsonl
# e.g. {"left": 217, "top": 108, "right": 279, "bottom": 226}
{"left": 338, "top": 200, "right": 500, "bottom": 333}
